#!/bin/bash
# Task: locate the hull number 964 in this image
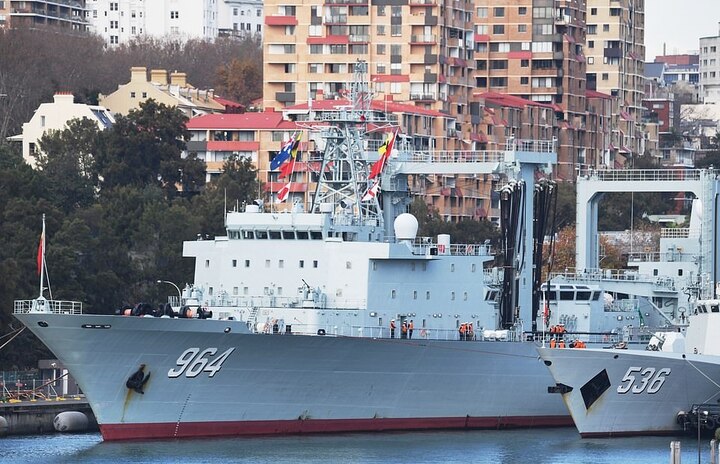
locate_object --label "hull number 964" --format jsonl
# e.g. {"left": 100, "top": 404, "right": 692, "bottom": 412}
{"left": 168, "top": 347, "right": 236, "bottom": 379}
{"left": 616, "top": 366, "right": 671, "bottom": 394}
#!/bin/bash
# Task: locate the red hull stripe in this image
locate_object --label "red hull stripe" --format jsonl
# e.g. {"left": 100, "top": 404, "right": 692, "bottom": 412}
{"left": 100, "top": 416, "right": 572, "bottom": 441}
{"left": 580, "top": 430, "right": 682, "bottom": 439}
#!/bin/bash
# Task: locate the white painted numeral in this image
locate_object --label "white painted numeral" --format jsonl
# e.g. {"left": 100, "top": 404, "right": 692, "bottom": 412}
{"left": 168, "top": 347, "right": 235, "bottom": 379}
{"left": 617, "top": 366, "right": 671, "bottom": 394}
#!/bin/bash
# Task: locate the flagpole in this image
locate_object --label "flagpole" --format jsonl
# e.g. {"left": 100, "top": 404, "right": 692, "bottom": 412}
{"left": 39, "top": 214, "right": 46, "bottom": 298}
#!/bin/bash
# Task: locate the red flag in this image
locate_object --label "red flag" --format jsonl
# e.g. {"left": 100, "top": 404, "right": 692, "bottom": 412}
{"left": 37, "top": 232, "right": 44, "bottom": 276}
{"left": 279, "top": 157, "right": 296, "bottom": 179}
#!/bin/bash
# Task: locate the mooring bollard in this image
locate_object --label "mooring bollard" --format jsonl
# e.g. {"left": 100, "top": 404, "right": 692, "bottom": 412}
{"left": 670, "top": 440, "right": 681, "bottom": 464}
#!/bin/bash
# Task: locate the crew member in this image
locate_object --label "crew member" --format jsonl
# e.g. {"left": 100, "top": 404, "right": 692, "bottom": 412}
{"left": 390, "top": 319, "right": 396, "bottom": 338}
{"left": 459, "top": 323, "right": 467, "bottom": 341}
{"left": 401, "top": 321, "right": 408, "bottom": 339}
{"left": 408, "top": 320, "right": 414, "bottom": 339}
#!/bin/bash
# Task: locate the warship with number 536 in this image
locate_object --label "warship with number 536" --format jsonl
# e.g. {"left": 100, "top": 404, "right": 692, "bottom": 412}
{"left": 13, "top": 62, "right": 712, "bottom": 440}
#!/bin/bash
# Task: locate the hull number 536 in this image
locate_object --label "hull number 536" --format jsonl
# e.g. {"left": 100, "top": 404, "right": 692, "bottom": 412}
{"left": 168, "top": 347, "right": 236, "bottom": 379}
{"left": 616, "top": 366, "right": 671, "bottom": 394}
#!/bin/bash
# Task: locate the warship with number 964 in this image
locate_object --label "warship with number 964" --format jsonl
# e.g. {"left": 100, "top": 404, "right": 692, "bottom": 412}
{"left": 12, "top": 62, "right": 688, "bottom": 441}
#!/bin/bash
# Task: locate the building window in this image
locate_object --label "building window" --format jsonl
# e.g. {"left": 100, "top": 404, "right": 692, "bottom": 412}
{"left": 520, "top": 59, "right": 529, "bottom": 67}
{"left": 588, "top": 40, "right": 594, "bottom": 48}
{"left": 492, "top": 25, "right": 505, "bottom": 34}
{"left": 587, "top": 57, "right": 594, "bottom": 64}
{"left": 603, "top": 24, "right": 610, "bottom": 32}
{"left": 602, "top": 73, "right": 609, "bottom": 80}
{"left": 494, "top": 7, "right": 504, "bottom": 17}
{"left": 518, "top": 6, "right": 527, "bottom": 15}
{"left": 130, "top": 92, "right": 136, "bottom": 98}
{"left": 518, "top": 24, "right": 526, "bottom": 33}
{"left": 170, "top": 11, "right": 179, "bottom": 19}
{"left": 520, "top": 76, "right": 529, "bottom": 85}
{"left": 587, "top": 25, "right": 597, "bottom": 35}
{"left": 590, "top": 7, "right": 597, "bottom": 15}
{"left": 476, "top": 7, "right": 487, "bottom": 18}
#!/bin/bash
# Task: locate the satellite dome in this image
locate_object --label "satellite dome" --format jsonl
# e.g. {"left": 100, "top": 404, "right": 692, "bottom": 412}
{"left": 394, "top": 213, "right": 418, "bottom": 241}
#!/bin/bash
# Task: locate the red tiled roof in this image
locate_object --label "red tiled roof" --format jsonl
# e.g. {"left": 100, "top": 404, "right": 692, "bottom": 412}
{"left": 586, "top": 90, "right": 613, "bottom": 99}
{"left": 186, "top": 111, "right": 297, "bottom": 130}
{"left": 477, "top": 91, "right": 555, "bottom": 110}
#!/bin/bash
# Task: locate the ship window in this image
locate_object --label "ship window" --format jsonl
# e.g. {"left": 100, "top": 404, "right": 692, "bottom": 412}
{"left": 463, "top": 292, "right": 468, "bottom": 301}
{"left": 451, "top": 291, "right": 455, "bottom": 300}
{"left": 712, "top": 305, "right": 720, "bottom": 313}
{"left": 279, "top": 260, "right": 284, "bottom": 268}
{"left": 678, "top": 269, "right": 683, "bottom": 276}
{"left": 297, "top": 231, "right": 309, "bottom": 239}
{"left": 426, "top": 291, "right": 430, "bottom": 300}
{"left": 242, "top": 230, "right": 253, "bottom": 239}
{"left": 245, "top": 260, "right": 250, "bottom": 267}
{"left": 277, "top": 287, "right": 283, "bottom": 296}
{"left": 243, "top": 287, "right": 249, "bottom": 295}
{"left": 313, "top": 260, "right": 319, "bottom": 268}
{"left": 257, "top": 230, "right": 268, "bottom": 239}
{"left": 232, "top": 259, "right": 237, "bottom": 268}
{"left": 546, "top": 291, "right": 557, "bottom": 301}
{"left": 208, "top": 287, "right": 214, "bottom": 295}
{"left": 346, "top": 261, "right": 352, "bottom": 269}
{"left": 233, "top": 287, "right": 238, "bottom": 295}
{"left": 299, "top": 260, "right": 305, "bottom": 268}
{"left": 311, "top": 231, "right": 323, "bottom": 240}
{"left": 592, "top": 292, "right": 601, "bottom": 300}
{"left": 577, "top": 291, "right": 591, "bottom": 300}
{"left": 269, "top": 231, "right": 281, "bottom": 239}
{"left": 205, "top": 259, "right": 210, "bottom": 268}
{"left": 283, "top": 231, "right": 295, "bottom": 239}
{"left": 265, "top": 260, "right": 271, "bottom": 268}
{"left": 451, "top": 263, "right": 455, "bottom": 272}
{"left": 560, "top": 291, "right": 574, "bottom": 301}
{"left": 413, "top": 290, "right": 417, "bottom": 299}
{"left": 391, "top": 289, "right": 396, "bottom": 299}
{"left": 471, "top": 264, "right": 476, "bottom": 272}
{"left": 653, "top": 269, "right": 658, "bottom": 276}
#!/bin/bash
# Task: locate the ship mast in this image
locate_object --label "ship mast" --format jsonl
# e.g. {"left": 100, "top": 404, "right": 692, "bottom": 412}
{"left": 309, "top": 60, "right": 393, "bottom": 229}
{"left": 38, "top": 214, "right": 46, "bottom": 298}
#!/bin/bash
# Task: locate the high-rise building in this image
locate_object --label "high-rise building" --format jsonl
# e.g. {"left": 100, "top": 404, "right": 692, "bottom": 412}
{"left": 0, "top": 0, "right": 88, "bottom": 32}
{"left": 262, "top": 0, "right": 491, "bottom": 220}
{"left": 218, "top": 0, "right": 263, "bottom": 39}
{"left": 472, "top": 0, "right": 588, "bottom": 178}
{"left": 85, "top": 0, "right": 218, "bottom": 46}
{"left": 585, "top": 0, "right": 646, "bottom": 157}
{"left": 700, "top": 24, "right": 720, "bottom": 104}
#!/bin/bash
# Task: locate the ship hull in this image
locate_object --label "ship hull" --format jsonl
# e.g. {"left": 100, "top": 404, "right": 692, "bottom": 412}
{"left": 538, "top": 347, "right": 720, "bottom": 437}
{"left": 17, "top": 312, "right": 571, "bottom": 440}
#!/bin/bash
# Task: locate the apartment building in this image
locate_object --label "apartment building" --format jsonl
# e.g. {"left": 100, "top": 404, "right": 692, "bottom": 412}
{"left": 84, "top": 0, "right": 218, "bottom": 45}
{"left": 472, "top": 0, "right": 589, "bottom": 179}
{"left": 585, "top": 0, "right": 645, "bottom": 157}
{"left": 0, "top": 0, "right": 89, "bottom": 31}
{"left": 700, "top": 25, "right": 720, "bottom": 104}
{"left": 218, "top": 0, "right": 263, "bottom": 39}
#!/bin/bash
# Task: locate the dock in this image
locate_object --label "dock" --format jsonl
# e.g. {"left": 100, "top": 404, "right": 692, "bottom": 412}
{"left": 0, "top": 398, "right": 98, "bottom": 436}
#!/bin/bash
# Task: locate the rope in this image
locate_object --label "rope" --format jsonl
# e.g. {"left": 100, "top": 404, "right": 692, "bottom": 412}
{"left": 0, "top": 326, "right": 25, "bottom": 352}
{"left": 684, "top": 356, "right": 720, "bottom": 403}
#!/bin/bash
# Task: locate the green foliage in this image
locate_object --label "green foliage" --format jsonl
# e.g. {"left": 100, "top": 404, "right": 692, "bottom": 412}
{"left": 409, "top": 197, "right": 500, "bottom": 246}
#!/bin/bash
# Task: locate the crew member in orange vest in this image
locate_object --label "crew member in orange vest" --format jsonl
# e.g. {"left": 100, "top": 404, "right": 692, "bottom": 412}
{"left": 401, "top": 321, "right": 408, "bottom": 339}
{"left": 408, "top": 320, "right": 414, "bottom": 339}
{"left": 550, "top": 337, "right": 557, "bottom": 348}
{"left": 459, "top": 323, "right": 467, "bottom": 341}
{"left": 390, "top": 319, "right": 396, "bottom": 338}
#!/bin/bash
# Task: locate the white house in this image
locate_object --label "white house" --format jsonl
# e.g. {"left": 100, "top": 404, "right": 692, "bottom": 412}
{"left": 8, "top": 92, "right": 115, "bottom": 167}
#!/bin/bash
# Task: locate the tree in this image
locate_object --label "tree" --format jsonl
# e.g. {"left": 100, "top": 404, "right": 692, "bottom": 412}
{"left": 95, "top": 99, "right": 196, "bottom": 197}
{"left": 215, "top": 57, "right": 263, "bottom": 106}
{"left": 192, "top": 155, "right": 260, "bottom": 236}
{"left": 35, "top": 118, "right": 101, "bottom": 213}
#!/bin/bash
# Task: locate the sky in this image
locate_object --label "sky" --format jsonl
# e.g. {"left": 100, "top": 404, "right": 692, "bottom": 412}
{"left": 644, "top": 0, "right": 720, "bottom": 60}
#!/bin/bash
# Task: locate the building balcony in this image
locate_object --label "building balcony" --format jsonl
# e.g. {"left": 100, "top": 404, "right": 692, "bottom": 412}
{"left": 409, "top": 0, "right": 437, "bottom": 5}
{"left": 264, "top": 15, "right": 298, "bottom": 26}
{"left": 410, "top": 34, "right": 437, "bottom": 44}
{"left": 275, "top": 92, "right": 296, "bottom": 103}
{"left": 604, "top": 47, "right": 622, "bottom": 59}
{"left": 410, "top": 93, "right": 437, "bottom": 102}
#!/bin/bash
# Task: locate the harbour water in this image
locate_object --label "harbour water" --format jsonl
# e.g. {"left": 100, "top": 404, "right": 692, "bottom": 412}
{"left": 0, "top": 428, "right": 707, "bottom": 463}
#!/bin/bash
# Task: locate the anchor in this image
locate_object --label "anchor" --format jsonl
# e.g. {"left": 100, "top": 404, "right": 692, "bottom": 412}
{"left": 126, "top": 364, "right": 150, "bottom": 394}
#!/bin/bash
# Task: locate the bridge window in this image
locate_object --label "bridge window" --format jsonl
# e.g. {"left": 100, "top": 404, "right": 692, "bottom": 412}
{"left": 265, "top": 260, "right": 271, "bottom": 268}
{"left": 245, "top": 260, "right": 250, "bottom": 267}
{"left": 257, "top": 230, "right": 268, "bottom": 239}
{"left": 299, "top": 260, "right": 305, "bottom": 268}
{"left": 232, "top": 259, "right": 237, "bottom": 268}
{"left": 311, "top": 231, "right": 323, "bottom": 240}
{"left": 413, "top": 291, "right": 417, "bottom": 300}
{"left": 391, "top": 289, "right": 396, "bottom": 299}
{"left": 712, "top": 305, "right": 720, "bottom": 313}
{"left": 576, "top": 291, "right": 591, "bottom": 300}
{"left": 426, "top": 291, "right": 431, "bottom": 300}
{"left": 313, "top": 260, "right": 319, "bottom": 268}
{"left": 678, "top": 269, "right": 683, "bottom": 276}
{"left": 283, "top": 231, "right": 295, "bottom": 239}
{"left": 205, "top": 260, "right": 210, "bottom": 268}
{"left": 297, "top": 231, "right": 309, "bottom": 239}
{"left": 560, "top": 291, "right": 574, "bottom": 300}
{"left": 269, "top": 231, "right": 281, "bottom": 239}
